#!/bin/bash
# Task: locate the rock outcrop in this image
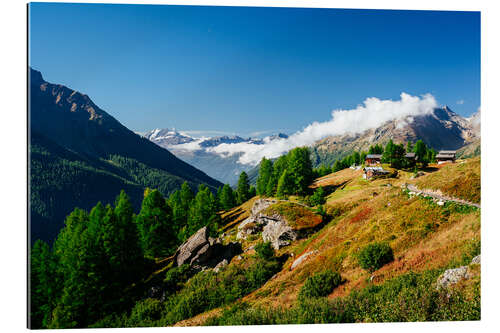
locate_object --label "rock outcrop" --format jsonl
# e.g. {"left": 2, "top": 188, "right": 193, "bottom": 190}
{"left": 237, "top": 198, "right": 324, "bottom": 250}
{"left": 471, "top": 254, "right": 480, "bottom": 265}
{"left": 176, "top": 227, "right": 211, "bottom": 266}
{"left": 262, "top": 215, "right": 297, "bottom": 250}
{"left": 436, "top": 255, "right": 480, "bottom": 289}
{"left": 290, "top": 250, "right": 318, "bottom": 270}
{"left": 237, "top": 199, "right": 277, "bottom": 240}
{"left": 174, "top": 226, "right": 241, "bottom": 269}
{"left": 236, "top": 199, "right": 299, "bottom": 249}
{"left": 436, "top": 266, "right": 471, "bottom": 289}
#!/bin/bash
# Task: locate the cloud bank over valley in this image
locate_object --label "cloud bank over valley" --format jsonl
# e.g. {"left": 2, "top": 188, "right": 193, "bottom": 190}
{"left": 203, "top": 93, "right": 438, "bottom": 165}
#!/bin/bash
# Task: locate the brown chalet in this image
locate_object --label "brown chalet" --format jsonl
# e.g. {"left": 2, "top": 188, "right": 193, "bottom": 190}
{"left": 436, "top": 150, "right": 456, "bottom": 164}
{"left": 365, "top": 154, "right": 382, "bottom": 165}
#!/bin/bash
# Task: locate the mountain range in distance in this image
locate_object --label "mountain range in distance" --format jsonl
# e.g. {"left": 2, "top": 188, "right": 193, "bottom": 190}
{"left": 142, "top": 129, "right": 289, "bottom": 185}
{"left": 143, "top": 106, "right": 480, "bottom": 185}
{"left": 29, "top": 68, "right": 222, "bottom": 244}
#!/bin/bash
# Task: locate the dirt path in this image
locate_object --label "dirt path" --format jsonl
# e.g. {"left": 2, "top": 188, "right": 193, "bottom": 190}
{"left": 405, "top": 184, "right": 481, "bottom": 209}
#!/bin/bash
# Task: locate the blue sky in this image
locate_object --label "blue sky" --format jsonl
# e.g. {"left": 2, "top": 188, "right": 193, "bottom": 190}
{"left": 29, "top": 3, "right": 480, "bottom": 136}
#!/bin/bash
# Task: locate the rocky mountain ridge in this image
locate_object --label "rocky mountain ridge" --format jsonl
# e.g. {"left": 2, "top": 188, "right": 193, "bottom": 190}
{"left": 311, "top": 106, "right": 480, "bottom": 166}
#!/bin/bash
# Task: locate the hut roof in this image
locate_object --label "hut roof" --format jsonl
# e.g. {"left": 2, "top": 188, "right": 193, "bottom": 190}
{"left": 366, "top": 154, "right": 382, "bottom": 159}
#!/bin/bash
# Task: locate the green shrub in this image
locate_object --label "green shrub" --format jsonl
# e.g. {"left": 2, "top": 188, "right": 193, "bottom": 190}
{"left": 357, "top": 242, "right": 394, "bottom": 272}
{"left": 205, "top": 268, "right": 480, "bottom": 325}
{"left": 205, "top": 298, "right": 352, "bottom": 326}
{"left": 314, "top": 204, "right": 327, "bottom": 218}
{"left": 126, "top": 299, "right": 164, "bottom": 327}
{"left": 299, "top": 269, "right": 342, "bottom": 299}
{"left": 161, "top": 258, "right": 282, "bottom": 325}
{"left": 255, "top": 241, "right": 274, "bottom": 260}
{"left": 461, "top": 238, "right": 481, "bottom": 265}
{"left": 163, "top": 264, "right": 192, "bottom": 295}
{"left": 309, "top": 187, "right": 326, "bottom": 206}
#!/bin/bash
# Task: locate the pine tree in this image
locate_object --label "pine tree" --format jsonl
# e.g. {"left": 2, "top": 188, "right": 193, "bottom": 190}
{"left": 168, "top": 190, "right": 184, "bottom": 235}
{"left": 215, "top": 186, "right": 223, "bottom": 210}
{"left": 333, "top": 160, "right": 344, "bottom": 172}
{"left": 392, "top": 143, "right": 406, "bottom": 169}
{"left": 406, "top": 141, "right": 414, "bottom": 153}
{"left": 136, "top": 189, "right": 174, "bottom": 258}
{"left": 414, "top": 140, "right": 429, "bottom": 166}
{"left": 256, "top": 158, "right": 273, "bottom": 196}
{"left": 236, "top": 171, "right": 250, "bottom": 205}
{"left": 30, "top": 240, "right": 59, "bottom": 329}
{"left": 187, "top": 185, "right": 220, "bottom": 237}
{"left": 360, "top": 151, "right": 368, "bottom": 165}
{"left": 426, "top": 148, "right": 437, "bottom": 164}
{"left": 249, "top": 186, "right": 256, "bottom": 198}
{"left": 272, "top": 155, "right": 289, "bottom": 181}
{"left": 382, "top": 139, "right": 395, "bottom": 164}
{"left": 353, "top": 151, "right": 361, "bottom": 165}
{"left": 266, "top": 176, "right": 277, "bottom": 197}
{"left": 180, "top": 182, "right": 194, "bottom": 208}
{"left": 113, "top": 191, "right": 143, "bottom": 282}
{"left": 50, "top": 207, "right": 102, "bottom": 328}
{"left": 219, "top": 184, "right": 236, "bottom": 210}
{"left": 288, "top": 147, "right": 313, "bottom": 195}
{"left": 369, "top": 144, "right": 383, "bottom": 154}
{"left": 276, "top": 169, "right": 294, "bottom": 199}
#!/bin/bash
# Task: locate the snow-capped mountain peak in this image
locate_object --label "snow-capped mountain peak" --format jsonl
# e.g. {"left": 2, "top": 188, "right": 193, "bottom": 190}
{"left": 143, "top": 128, "right": 195, "bottom": 146}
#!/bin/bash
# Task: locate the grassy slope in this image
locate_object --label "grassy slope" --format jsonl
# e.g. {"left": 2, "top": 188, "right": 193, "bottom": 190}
{"left": 261, "top": 202, "right": 323, "bottom": 230}
{"left": 177, "top": 158, "right": 480, "bottom": 325}
{"left": 414, "top": 157, "right": 480, "bottom": 204}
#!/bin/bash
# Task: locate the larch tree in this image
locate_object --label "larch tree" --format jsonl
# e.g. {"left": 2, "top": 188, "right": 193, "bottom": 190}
{"left": 136, "top": 189, "right": 174, "bottom": 258}
{"left": 287, "top": 147, "right": 313, "bottom": 195}
{"left": 236, "top": 171, "right": 250, "bottom": 205}
{"left": 219, "top": 184, "right": 236, "bottom": 210}
{"left": 276, "top": 169, "right": 294, "bottom": 199}
{"left": 256, "top": 158, "right": 273, "bottom": 196}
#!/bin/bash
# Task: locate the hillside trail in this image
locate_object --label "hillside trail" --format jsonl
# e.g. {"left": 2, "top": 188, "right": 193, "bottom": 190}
{"left": 405, "top": 183, "right": 480, "bottom": 209}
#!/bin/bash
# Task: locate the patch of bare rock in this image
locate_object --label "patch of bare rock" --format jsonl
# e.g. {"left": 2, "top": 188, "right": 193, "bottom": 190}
{"left": 173, "top": 226, "right": 241, "bottom": 270}
{"left": 236, "top": 199, "right": 299, "bottom": 250}
{"left": 290, "top": 250, "right": 319, "bottom": 270}
{"left": 436, "top": 255, "right": 480, "bottom": 290}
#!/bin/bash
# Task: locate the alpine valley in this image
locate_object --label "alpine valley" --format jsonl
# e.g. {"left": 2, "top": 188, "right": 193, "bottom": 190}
{"left": 142, "top": 129, "right": 289, "bottom": 185}
{"left": 29, "top": 69, "right": 482, "bottom": 329}
{"left": 29, "top": 68, "right": 223, "bottom": 244}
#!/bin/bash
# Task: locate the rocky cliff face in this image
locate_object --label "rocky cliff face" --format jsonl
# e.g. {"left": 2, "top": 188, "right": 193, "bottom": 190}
{"left": 311, "top": 106, "right": 480, "bottom": 166}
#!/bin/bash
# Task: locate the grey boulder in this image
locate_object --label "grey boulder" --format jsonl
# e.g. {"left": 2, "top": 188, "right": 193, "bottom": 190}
{"left": 262, "top": 214, "right": 297, "bottom": 250}
{"left": 436, "top": 266, "right": 471, "bottom": 289}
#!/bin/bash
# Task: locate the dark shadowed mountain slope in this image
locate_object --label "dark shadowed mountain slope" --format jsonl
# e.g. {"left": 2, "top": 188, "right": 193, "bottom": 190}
{"left": 29, "top": 68, "right": 222, "bottom": 243}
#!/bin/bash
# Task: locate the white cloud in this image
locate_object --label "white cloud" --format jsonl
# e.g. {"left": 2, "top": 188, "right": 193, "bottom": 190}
{"left": 208, "top": 92, "right": 438, "bottom": 165}
{"left": 469, "top": 107, "right": 481, "bottom": 127}
{"left": 170, "top": 139, "right": 204, "bottom": 151}
{"left": 457, "top": 99, "right": 465, "bottom": 105}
